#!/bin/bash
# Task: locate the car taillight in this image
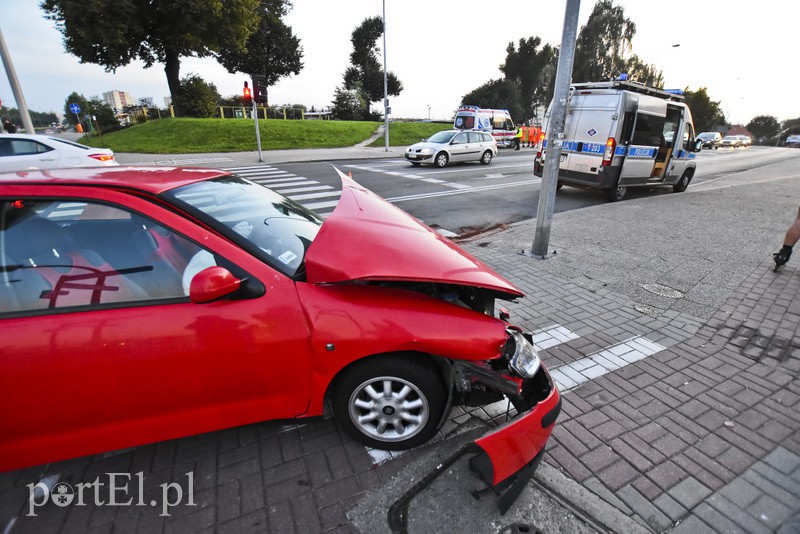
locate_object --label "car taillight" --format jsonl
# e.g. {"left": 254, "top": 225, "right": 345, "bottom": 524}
{"left": 535, "top": 131, "right": 546, "bottom": 158}
{"left": 601, "top": 137, "right": 616, "bottom": 166}
{"left": 89, "top": 154, "right": 115, "bottom": 162}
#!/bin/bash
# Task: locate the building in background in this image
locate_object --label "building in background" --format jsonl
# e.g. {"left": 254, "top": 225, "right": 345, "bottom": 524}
{"left": 103, "top": 90, "right": 135, "bottom": 112}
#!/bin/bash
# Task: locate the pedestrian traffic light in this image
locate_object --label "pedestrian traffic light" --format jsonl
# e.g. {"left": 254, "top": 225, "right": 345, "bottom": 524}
{"left": 243, "top": 81, "right": 252, "bottom": 106}
{"left": 255, "top": 82, "right": 268, "bottom": 105}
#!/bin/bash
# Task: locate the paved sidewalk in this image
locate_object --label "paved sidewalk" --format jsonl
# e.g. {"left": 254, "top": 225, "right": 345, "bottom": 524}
{"left": 1, "top": 148, "right": 799, "bottom": 533}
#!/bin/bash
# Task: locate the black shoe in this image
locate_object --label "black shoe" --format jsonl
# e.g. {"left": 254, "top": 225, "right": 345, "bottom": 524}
{"left": 774, "top": 246, "right": 792, "bottom": 266}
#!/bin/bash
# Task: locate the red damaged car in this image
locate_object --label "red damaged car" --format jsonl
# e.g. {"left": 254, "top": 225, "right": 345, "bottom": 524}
{"left": 0, "top": 167, "right": 559, "bottom": 507}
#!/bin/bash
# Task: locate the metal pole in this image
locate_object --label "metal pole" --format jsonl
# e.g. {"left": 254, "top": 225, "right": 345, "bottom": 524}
{"left": 530, "top": 0, "right": 581, "bottom": 258}
{"left": 382, "top": 0, "right": 389, "bottom": 152}
{"left": 0, "top": 28, "right": 34, "bottom": 134}
{"left": 253, "top": 100, "right": 263, "bottom": 162}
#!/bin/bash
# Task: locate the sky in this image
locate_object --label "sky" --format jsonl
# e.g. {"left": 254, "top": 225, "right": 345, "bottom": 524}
{"left": 1, "top": 0, "right": 798, "bottom": 126}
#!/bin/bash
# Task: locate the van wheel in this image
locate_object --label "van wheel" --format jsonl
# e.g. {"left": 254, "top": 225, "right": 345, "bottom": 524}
{"left": 673, "top": 171, "right": 692, "bottom": 193}
{"left": 606, "top": 185, "right": 627, "bottom": 202}
{"left": 434, "top": 152, "right": 449, "bottom": 168}
{"left": 480, "top": 150, "right": 493, "bottom": 165}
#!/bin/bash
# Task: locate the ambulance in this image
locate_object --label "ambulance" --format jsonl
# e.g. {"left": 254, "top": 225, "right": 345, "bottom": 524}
{"left": 454, "top": 105, "right": 517, "bottom": 148}
{"left": 534, "top": 79, "right": 702, "bottom": 201}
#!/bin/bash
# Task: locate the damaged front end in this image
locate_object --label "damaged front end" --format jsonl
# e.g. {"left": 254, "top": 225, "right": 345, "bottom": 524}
{"left": 389, "top": 326, "right": 561, "bottom": 529}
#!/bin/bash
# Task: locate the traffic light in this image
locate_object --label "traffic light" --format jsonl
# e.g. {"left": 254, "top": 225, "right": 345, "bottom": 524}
{"left": 255, "top": 81, "right": 268, "bottom": 105}
{"left": 243, "top": 81, "right": 252, "bottom": 106}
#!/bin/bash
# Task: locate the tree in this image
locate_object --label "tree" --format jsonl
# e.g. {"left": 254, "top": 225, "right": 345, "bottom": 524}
{"left": 746, "top": 115, "right": 780, "bottom": 144}
{"left": 500, "top": 37, "right": 557, "bottom": 121}
{"left": 461, "top": 79, "right": 523, "bottom": 121}
{"left": 683, "top": 87, "right": 726, "bottom": 133}
{"left": 573, "top": 0, "right": 662, "bottom": 85}
{"left": 573, "top": 0, "right": 636, "bottom": 82}
{"left": 173, "top": 74, "right": 222, "bottom": 118}
{"left": 217, "top": 0, "right": 303, "bottom": 107}
{"left": 87, "top": 97, "right": 118, "bottom": 131}
{"left": 330, "top": 85, "right": 367, "bottom": 121}
{"left": 40, "top": 0, "right": 259, "bottom": 114}
{"left": 341, "top": 16, "right": 402, "bottom": 118}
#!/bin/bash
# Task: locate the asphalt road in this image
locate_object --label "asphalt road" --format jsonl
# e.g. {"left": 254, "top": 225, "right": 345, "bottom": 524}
{"left": 243, "top": 146, "right": 800, "bottom": 237}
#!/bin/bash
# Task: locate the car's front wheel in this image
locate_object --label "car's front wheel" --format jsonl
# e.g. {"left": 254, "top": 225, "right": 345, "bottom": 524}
{"left": 480, "top": 150, "right": 493, "bottom": 165}
{"left": 332, "top": 355, "right": 447, "bottom": 450}
{"left": 434, "top": 152, "right": 449, "bottom": 168}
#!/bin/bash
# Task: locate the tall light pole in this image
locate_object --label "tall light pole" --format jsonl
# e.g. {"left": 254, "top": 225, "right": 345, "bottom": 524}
{"left": 427, "top": 105, "right": 431, "bottom": 120}
{"left": 0, "top": 28, "right": 34, "bottom": 133}
{"left": 382, "top": 0, "right": 389, "bottom": 152}
{"left": 530, "top": 0, "right": 581, "bottom": 258}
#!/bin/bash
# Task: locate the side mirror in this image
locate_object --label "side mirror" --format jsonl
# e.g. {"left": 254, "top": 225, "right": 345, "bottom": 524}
{"left": 693, "top": 139, "right": 703, "bottom": 152}
{"left": 189, "top": 266, "right": 242, "bottom": 303}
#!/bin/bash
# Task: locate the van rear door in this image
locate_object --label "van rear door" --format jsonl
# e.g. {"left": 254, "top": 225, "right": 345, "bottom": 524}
{"left": 620, "top": 96, "right": 667, "bottom": 184}
{"left": 560, "top": 93, "right": 620, "bottom": 177}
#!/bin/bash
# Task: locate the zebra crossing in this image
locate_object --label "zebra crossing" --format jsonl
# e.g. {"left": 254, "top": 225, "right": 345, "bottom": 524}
{"left": 223, "top": 165, "right": 341, "bottom": 217}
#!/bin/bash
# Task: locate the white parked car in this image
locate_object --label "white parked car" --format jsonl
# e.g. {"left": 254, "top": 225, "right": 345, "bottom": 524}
{"left": 405, "top": 129, "right": 497, "bottom": 167}
{"left": 737, "top": 135, "right": 752, "bottom": 147}
{"left": 0, "top": 134, "right": 117, "bottom": 172}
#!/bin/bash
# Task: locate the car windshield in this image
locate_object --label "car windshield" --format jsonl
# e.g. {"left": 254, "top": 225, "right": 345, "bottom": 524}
{"left": 698, "top": 133, "right": 714, "bottom": 139}
{"left": 427, "top": 131, "right": 456, "bottom": 144}
{"left": 164, "top": 175, "right": 323, "bottom": 278}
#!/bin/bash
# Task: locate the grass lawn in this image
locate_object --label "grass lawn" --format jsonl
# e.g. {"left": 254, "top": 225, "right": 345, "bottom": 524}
{"left": 367, "top": 121, "right": 453, "bottom": 147}
{"left": 80, "top": 118, "right": 455, "bottom": 153}
{"left": 83, "top": 118, "right": 381, "bottom": 154}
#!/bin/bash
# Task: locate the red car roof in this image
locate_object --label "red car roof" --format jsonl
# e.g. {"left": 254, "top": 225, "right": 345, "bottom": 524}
{"left": 0, "top": 166, "right": 230, "bottom": 194}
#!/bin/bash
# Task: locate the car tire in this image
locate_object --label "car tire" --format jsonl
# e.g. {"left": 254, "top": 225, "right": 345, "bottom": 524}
{"left": 673, "top": 170, "right": 692, "bottom": 193}
{"left": 480, "top": 150, "right": 493, "bottom": 165}
{"left": 606, "top": 184, "right": 627, "bottom": 202}
{"left": 332, "top": 355, "right": 447, "bottom": 450}
{"left": 434, "top": 152, "right": 449, "bottom": 168}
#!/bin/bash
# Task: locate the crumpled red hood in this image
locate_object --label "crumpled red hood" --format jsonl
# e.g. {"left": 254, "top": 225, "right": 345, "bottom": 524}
{"left": 304, "top": 169, "right": 523, "bottom": 299}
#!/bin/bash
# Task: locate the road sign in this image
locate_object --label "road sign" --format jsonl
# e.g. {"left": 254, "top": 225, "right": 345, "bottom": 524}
{"left": 69, "top": 103, "right": 81, "bottom": 114}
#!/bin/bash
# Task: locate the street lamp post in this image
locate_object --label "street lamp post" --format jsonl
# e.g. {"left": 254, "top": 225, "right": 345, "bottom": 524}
{"left": 382, "top": 0, "right": 389, "bottom": 152}
{"left": 427, "top": 105, "right": 431, "bottom": 120}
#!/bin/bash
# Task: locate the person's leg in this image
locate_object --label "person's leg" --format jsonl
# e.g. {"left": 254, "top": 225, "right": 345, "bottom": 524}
{"left": 783, "top": 206, "right": 800, "bottom": 247}
{"left": 775, "top": 207, "right": 800, "bottom": 265}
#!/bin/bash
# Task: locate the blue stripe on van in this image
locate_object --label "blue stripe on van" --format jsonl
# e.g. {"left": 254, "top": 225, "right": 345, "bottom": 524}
{"left": 626, "top": 146, "right": 657, "bottom": 158}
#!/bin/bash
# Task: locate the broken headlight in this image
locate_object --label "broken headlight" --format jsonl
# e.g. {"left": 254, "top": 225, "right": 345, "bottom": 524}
{"left": 505, "top": 329, "right": 541, "bottom": 378}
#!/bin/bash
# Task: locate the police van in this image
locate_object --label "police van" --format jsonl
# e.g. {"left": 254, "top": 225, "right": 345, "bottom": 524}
{"left": 454, "top": 105, "right": 517, "bottom": 148}
{"left": 534, "top": 80, "right": 702, "bottom": 201}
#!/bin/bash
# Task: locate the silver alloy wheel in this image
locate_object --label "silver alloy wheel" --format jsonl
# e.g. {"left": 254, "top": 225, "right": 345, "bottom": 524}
{"left": 347, "top": 375, "right": 430, "bottom": 443}
{"left": 434, "top": 152, "right": 448, "bottom": 167}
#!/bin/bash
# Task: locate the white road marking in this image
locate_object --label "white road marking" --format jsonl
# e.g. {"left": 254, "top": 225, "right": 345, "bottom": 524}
{"left": 549, "top": 336, "right": 665, "bottom": 393}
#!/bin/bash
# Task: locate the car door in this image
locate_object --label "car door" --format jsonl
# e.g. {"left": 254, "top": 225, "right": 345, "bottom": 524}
{"left": 448, "top": 132, "right": 471, "bottom": 162}
{"left": 0, "top": 138, "right": 58, "bottom": 172}
{"left": 0, "top": 188, "right": 314, "bottom": 470}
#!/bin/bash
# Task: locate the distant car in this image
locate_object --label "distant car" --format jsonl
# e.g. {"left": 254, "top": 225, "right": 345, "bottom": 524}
{"left": 721, "top": 135, "right": 741, "bottom": 148}
{"left": 737, "top": 135, "right": 752, "bottom": 147}
{"left": 405, "top": 129, "right": 497, "bottom": 167}
{"left": 697, "top": 132, "right": 722, "bottom": 149}
{"left": 0, "top": 165, "right": 560, "bottom": 495}
{"left": 0, "top": 134, "right": 117, "bottom": 173}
